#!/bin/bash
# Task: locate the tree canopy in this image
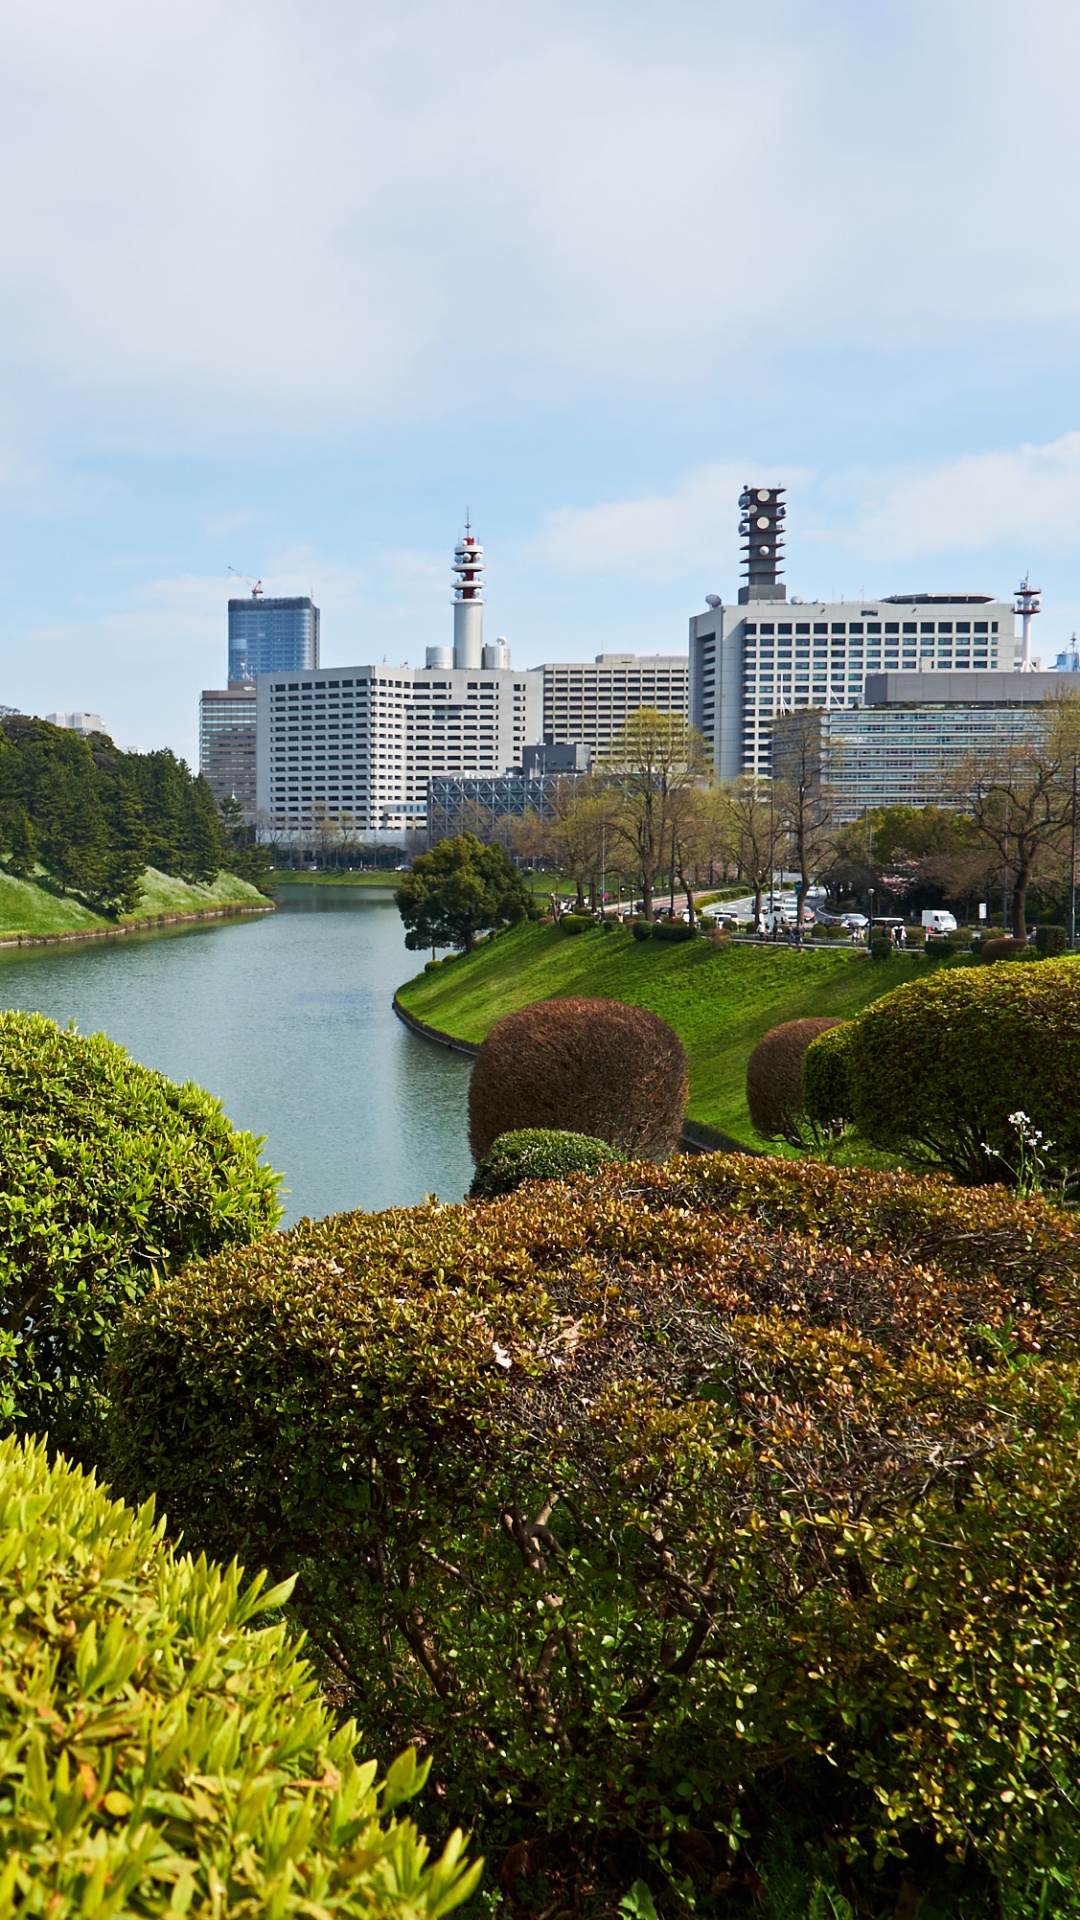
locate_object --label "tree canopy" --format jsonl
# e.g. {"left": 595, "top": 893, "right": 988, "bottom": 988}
{"left": 395, "top": 833, "right": 535, "bottom": 953}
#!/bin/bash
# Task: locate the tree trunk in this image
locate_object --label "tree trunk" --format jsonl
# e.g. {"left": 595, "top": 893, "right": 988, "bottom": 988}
{"left": 1013, "top": 865, "right": 1030, "bottom": 941}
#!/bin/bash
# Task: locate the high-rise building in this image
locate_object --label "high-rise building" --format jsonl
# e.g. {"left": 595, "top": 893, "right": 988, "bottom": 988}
{"left": 771, "top": 670, "right": 1075, "bottom": 821}
{"left": 199, "top": 682, "right": 258, "bottom": 811}
{"left": 228, "top": 593, "right": 320, "bottom": 682}
{"left": 256, "top": 662, "right": 541, "bottom": 839}
{"left": 540, "top": 654, "right": 689, "bottom": 754}
{"left": 690, "top": 487, "right": 1019, "bottom": 779}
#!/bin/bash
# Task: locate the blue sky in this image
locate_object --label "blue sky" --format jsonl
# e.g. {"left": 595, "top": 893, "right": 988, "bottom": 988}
{"left": 2, "top": 0, "right": 1080, "bottom": 757}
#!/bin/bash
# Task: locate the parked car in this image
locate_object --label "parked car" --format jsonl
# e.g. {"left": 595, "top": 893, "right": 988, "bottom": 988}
{"left": 838, "top": 912, "right": 869, "bottom": 931}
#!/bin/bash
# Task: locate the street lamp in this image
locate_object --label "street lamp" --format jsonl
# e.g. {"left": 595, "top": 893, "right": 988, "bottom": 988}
{"left": 867, "top": 884, "right": 876, "bottom": 947}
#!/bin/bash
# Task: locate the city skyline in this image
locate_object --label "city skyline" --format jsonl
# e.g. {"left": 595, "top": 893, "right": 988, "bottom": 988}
{"left": 1, "top": 0, "right": 1079, "bottom": 761}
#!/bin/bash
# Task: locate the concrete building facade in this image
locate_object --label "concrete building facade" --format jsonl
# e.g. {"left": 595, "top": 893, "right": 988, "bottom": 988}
{"left": 199, "top": 682, "right": 258, "bottom": 811}
{"left": 541, "top": 653, "right": 689, "bottom": 754}
{"left": 256, "top": 662, "right": 542, "bottom": 839}
{"left": 771, "top": 671, "right": 1078, "bottom": 821}
{"left": 690, "top": 485, "right": 1019, "bottom": 779}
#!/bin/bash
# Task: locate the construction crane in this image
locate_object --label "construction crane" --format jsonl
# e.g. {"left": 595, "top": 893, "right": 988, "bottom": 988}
{"left": 228, "top": 565, "right": 263, "bottom": 598}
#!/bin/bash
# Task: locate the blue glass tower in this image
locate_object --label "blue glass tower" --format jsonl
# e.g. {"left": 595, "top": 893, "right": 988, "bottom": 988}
{"left": 228, "top": 595, "right": 320, "bottom": 681}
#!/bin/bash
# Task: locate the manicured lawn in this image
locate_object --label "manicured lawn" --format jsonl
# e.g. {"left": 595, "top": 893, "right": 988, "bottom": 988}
{"left": 0, "top": 868, "right": 268, "bottom": 938}
{"left": 398, "top": 922, "right": 945, "bottom": 1145}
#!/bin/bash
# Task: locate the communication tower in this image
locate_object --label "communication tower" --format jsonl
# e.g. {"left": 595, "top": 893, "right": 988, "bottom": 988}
{"left": 738, "top": 486, "right": 786, "bottom": 604}
{"left": 1015, "top": 574, "right": 1041, "bottom": 671}
{"left": 452, "top": 520, "right": 484, "bottom": 669}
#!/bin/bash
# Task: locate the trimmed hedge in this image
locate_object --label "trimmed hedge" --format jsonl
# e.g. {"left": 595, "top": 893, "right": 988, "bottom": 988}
{"left": 467, "top": 996, "right": 688, "bottom": 1162}
{"left": 1037, "top": 925, "right": 1070, "bottom": 957}
{"left": 980, "top": 935, "right": 1028, "bottom": 963}
{"left": 558, "top": 912, "right": 594, "bottom": 935}
{"left": 814, "top": 959, "right": 1080, "bottom": 1184}
{"left": 802, "top": 1020, "right": 856, "bottom": 1134}
{"left": 106, "top": 1153, "right": 1080, "bottom": 1910}
{"left": 469, "top": 1127, "right": 621, "bottom": 1198}
{"left": 0, "top": 1011, "right": 280, "bottom": 1452}
{"left": 630, "top": 917, "right": 652, "bottom": 941}
{"left": 745, "top": 1016, "right": 844, "bottom": 1144}
{"left": 0, "top": 1433, "right": 479, "bottom": 1919}
{"left": 651, "top": 919, "right": 695, "bottom": 942}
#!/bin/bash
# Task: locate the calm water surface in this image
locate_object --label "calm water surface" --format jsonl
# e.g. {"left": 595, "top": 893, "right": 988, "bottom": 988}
{"left": 0, "top": 886, "right": 473, "bottom": 1224}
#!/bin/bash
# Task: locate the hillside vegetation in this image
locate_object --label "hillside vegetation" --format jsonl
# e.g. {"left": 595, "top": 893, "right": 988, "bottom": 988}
{"left": 397, "top": 921, "right": 937, "bottom": 1144}
{"left": 0, "top": 866, "right": 268, "bottom": 939}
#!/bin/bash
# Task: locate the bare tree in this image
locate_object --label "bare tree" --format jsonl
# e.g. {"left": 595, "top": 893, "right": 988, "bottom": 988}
{"left": 955, "top": 694, "right": 1080, "bottom": 940}
{"left": 601, "top": 710, "right": 712, "bottom": 920}
{"left": 719, "top": 775, "right": 776, "bottom": 929}
{"left": 772, "top": 711, "right": 835, "bottom": 929}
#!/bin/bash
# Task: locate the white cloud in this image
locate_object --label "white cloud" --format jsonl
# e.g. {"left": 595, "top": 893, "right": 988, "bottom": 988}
{"left": 852, "top": 434, "right": 1080, "bottom": 560}
{"left": 0, "top": 0, "right": 1079, "bottom": 424}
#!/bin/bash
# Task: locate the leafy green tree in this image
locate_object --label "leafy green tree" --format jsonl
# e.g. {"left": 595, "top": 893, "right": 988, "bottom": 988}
{"left": 218, "top": 793, "right": 272, "bottom": 891}
{"left": 600, "top": 709, "right": 712, "bottom": 919}
{"left": 396, "top": 833, "right": 534, "bottom": 953}
{"left": 0, "top": 803, "right": 37, "bottom": 879}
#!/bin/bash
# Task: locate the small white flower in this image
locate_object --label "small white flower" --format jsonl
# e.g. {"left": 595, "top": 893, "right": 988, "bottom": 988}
{"left": 1008, "top": 1110, "right": 1029, "bottom": 1127}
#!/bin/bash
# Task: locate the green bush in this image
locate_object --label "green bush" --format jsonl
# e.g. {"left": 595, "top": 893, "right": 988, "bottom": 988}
{"left": 0, "top": 1432, "right": 479, "bottom": 1919}
{"left": 631, "top": 917, "right": 652, "bottom": 941}
{"left": 469, "top": 1127, "right": 621, "bottom": 1197}
{"left": 826, "top": 959, "right": 1080, "bottom": 1185}
{"left": 801, "top": 1019, "right": 856, "bottom": 1134}
{"left": 651, "top": 919, "right": 695, "bottom": 942}
{"left": 869, "top": 933, "right": 893, "bottom": 961}
{"left": 104, "top": 1155, "right": 1080, "bottom": 1913}
{"left": 1037, "top": 925, "right": 1069, "bottom": 957}
{"left": 0, "top": 1012, "right": 280, "bottom": 1453}
{"left": 423, "top": 957, "right": 442, "bottom": 972}
{"left": 558, "top": 912, "right": 594, "bottom": 934}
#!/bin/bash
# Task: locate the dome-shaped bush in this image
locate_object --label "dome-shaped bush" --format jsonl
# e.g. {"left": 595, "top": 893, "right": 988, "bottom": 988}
{"left": 0, "top": 1011, "right": 280, "bottom": 1453}
{"left": 467, "top": 996, "right": 688, "bottom": 1162}
{"left": 802, "top": 1021, "right": 857, "bottom": 1136}
{"left": 835, "top": 958, "right": 1080, "bottom": 1184}
{"left": 0, "top": 1433, "right": 478, "bottom": 1918}
{"left": 979, "top": 935, "right": 1028, "bottom": 962}
{"left": 745, "top": 1016, "right": 844, "bottom": 1144}
{"left": 469, "top": 1127, "right": 621, "bottom": 1198}
{"left": 104, "top": 1158, "right": 1080, "bottom": 1910}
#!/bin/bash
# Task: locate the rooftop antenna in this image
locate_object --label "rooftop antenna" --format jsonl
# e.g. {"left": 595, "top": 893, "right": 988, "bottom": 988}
{"left": 1015, "top": 573, "right": 1041, "bottom": 671}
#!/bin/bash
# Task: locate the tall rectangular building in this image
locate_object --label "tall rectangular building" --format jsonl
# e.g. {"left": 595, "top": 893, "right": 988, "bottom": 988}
{"left": 541, "top": 653, "right": 689, "bottom": 754}
{"left": 228, "top": 595, "right": 320, "bottom": 682}
{"left": 199, "top": 682, "right": 258, "bottom": 812}
{"left": 689, "top": 486, "right": 1018, "bottom": 779}
{"left": 255, "top": 664, "right": 543, "bottom": 839}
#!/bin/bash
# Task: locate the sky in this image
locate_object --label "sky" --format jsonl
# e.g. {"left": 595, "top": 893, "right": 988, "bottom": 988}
{"left": 3, "top": 0, "right": 1080, "bottom": 757}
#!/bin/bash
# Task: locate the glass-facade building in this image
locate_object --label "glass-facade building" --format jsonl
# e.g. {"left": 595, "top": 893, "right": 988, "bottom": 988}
{"left": 228, "top": 597, "right": 320, "bottom": 682}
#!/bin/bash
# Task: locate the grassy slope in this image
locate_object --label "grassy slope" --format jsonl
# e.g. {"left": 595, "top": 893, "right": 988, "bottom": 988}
{"left": 398, "top": 922, "right": 935, "bottom": 1145}
{"left": 0, "top": 867, "right": 266, "bottom": 938}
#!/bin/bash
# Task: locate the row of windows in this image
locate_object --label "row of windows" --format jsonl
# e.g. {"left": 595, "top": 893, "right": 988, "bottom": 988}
{"left": 744, "top": 621, "right": 999, "bottom": 637}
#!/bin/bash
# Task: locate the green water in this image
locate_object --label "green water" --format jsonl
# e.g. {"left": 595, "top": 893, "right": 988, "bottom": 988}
{"left": 0, "top": 885, "right": 473, "bottom": 1224}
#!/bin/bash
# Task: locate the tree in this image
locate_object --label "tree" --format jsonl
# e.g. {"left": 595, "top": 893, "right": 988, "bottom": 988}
{"left": 218, "top": 794, "right": 272, "bottom": 892}
{"left": 395, "top": 834, "right": 535, "bottom": 953}
{"left": 668, "top": 784, "right": 725, "bottom": 927}
{"left": 542, "top": 778, "right": 620, "bottom": 910}
{"left": 719, "top": 774, "right": 775, "bottom": 928}
{"left": 952, "top": 695, "right": 1080, "bottom": 941}
{"left": 0, "top": 804, "right": 36, "bottom": 879}
{"left": 601, "top": 709, "right": 712, "bottom": 920}
{"left": 771, "top": 710, "right": 835, "bottom": 928}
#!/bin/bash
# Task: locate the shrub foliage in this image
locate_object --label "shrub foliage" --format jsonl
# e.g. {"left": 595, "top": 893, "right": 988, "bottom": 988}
{"left": 744, "top": 1016, "right": 844, "bottom": 1144}
{"left": 106, "top": 1152, "right": 1080, "bottom": 1910}
{"left": 0, "top": 1432, "right": 479, "bottom": 1919}
{"left": 467, "top": 996, "right": 688, "bottom": 1162}
{"left": 979, "top": 935, "right": 1028, "bottom": 963}
{"left": 469, "top": 1127, "right": 621, "bottom": 1198}
{"left": 817, "top": 958, "right": 1080, "bottom": 1183}
{"left": 0, "top": 1011, "right": 281, "bottom": 1450}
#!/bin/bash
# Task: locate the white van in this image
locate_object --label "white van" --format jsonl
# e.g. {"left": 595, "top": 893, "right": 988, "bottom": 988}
{"left": 922, "top": 910, "right": 958, "bottom": 937}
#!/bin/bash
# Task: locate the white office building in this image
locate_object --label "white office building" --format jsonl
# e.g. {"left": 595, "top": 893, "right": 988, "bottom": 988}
{"left": 256, "top": 530, "right": 542, "bottom": 840}
{"left": 689, "top": 486, "right": 1019, "bottom": 779}
{"left": 541, "top": 653, "right": 689, "bottom": 754}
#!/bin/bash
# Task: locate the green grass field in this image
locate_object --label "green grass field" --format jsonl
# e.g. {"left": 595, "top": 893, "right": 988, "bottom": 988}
{"left": 0, "top": 867, "right": 268, "bottom": 939}
{"left": 398, "top": 922, "right": 942, "bottom": 1146}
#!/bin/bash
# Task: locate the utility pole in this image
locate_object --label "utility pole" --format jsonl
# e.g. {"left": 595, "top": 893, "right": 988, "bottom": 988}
{"left": 1060, "top": 756, "right": 1068, "bottom": 952}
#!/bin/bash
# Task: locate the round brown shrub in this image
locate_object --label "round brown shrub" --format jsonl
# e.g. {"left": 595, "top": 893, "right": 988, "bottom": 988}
{"left": 746, "top": 1015, "right": 845, "bottom": 1143}
{"left": 468, "top": 996, "right": 688, "bottom": 1162}
{"left": 980, "top": 935, "right": 1029, "bottom": 962}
